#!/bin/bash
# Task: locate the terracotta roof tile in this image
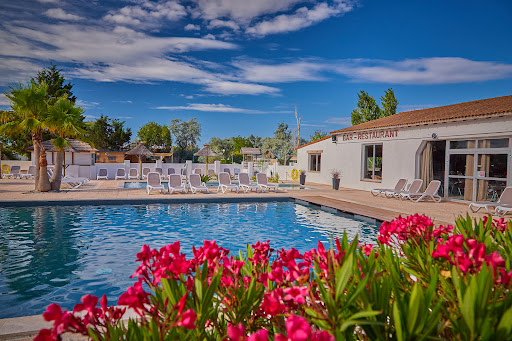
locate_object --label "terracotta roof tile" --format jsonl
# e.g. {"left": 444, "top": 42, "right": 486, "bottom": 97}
{"left": 331, "top": 94, "right": 512, "bottom": 134}
{"left": 296, "top": 134, "right": 332, "bottom": 149}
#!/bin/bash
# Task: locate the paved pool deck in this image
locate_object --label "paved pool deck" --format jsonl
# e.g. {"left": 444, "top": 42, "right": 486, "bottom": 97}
{"left": 0, "top": 178, "right": 494, "bottom": 339}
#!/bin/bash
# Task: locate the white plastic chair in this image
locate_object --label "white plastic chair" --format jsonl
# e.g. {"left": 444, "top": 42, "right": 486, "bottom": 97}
{"left": 470, "top": 187, "right": 512, "bottom": 214}
{"left": 168, "top": 174, "right": 187, "bottom": 194}
{"left": 397, "top": 179, "right": 423, "bottom": 200}
{"left": 166, "top": 168, "right": 175, "bottom": 179}
{"left": 128, "top": 168, "right": 139, "bottom": 179}
{"left": 97, "top": 168, "right": 108, "bottom": 180}
{"left": 20, "top": 165, "right": 36, "bottom": 179}
{"left": 256, "top": 173, "right": 278, "bottom": 192}
{"left": 239, "top": 173, "right": 260, "bottom": 193}
{"left": 115, "top": 168, "right": 126, "bottom": 180}
{"left": 371, "top": 178, "right": 407, "bottom": 198}
{"left": 3, "top": 165, "right": 21, "bottom": 179}
{"left": 142, "top": 167, "right": 151, "bottom": 179}
{"left": 218, "top": 172, "right": 239, "bottom": 193}
{"left": 401, "top": 180, "right": 441, "bottom": 203}
{"left": 147, "top": 172, "right": 165, "bottom": 194}
{"left": 189, "top": 174, "right": 209, "bottom": 194}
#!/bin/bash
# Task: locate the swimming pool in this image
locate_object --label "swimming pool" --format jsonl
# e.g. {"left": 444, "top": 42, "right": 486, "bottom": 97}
{"left": 123, "top": 181, "right": 312, "bottom": 190}
{"left": 0, "top": 201, "right": 378, "bottom": 318}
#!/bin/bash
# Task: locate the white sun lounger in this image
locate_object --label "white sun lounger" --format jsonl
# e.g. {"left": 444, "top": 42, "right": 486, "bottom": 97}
{"left": 20, "top": 165, "right": 36, "bottom": 179}
{"left": 218, "top": 172, "right": 239, "bottom": 193}
{"left": 239, "top": 173, "right": 260, "bottom": 193}
{"left": 97, "top": 168, "right": 108, "bottom": 180}
{"left": 128, "top": 168, "right": 139, "bottom": 179}
{"left": 3, "top": 165, "right": 21, "bottom": 179}
{"left": 257, "top": 173, "right": 278, "bottom": 192}
{"left": 188, "top": 174, "right": 209, "bottom": 194}
{"left": 401, "top": 180, "right": 442, "bottom": 203}
{"left": 115, "top": 168, "right": 126, "bottom": 180}
{"left": 495, "top": 204, "right": 512, "bottom": 217}
{"left": 233, "top": 168, "right": 241, "bottom": 180}
{"left": 469, "top": 186, "right": 512, "bottom": 214}
{"left": 146, "top": 172, "right": 165, "bottom": 194}
{"left": 397, "top": 179, "right": 424, "bottom": 200}
{"left": 168, "top": 174, "right": 187, "bottom": 194}
{"left": 193, "top": 168, "right": 202, "bottom": 175}
{"left": 61, "top": 175, "right": 89, "bottom": 189}
{"left": 207, "top": 169, "right": 215, "bottom": 176}
{"left": 142, "top": 167, "right": 151, "bottom": 179}
{"left": 166, "top": 168, "right": 175, "bottom": 179}
{"left": 371, "top": 178, "right": 407, "bottom": 198}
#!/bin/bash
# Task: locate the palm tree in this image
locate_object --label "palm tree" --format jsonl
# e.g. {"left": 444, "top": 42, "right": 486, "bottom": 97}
{"left": 0, "top": 82, "right": 51, "bottom": 191}
{"left": 46, "top": 97, "right": 85, "bottom": 190}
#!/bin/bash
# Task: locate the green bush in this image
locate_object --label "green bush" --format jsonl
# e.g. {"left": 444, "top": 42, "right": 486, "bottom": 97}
{"left": 37, "top": 214, "right": 512, "bottom": 340}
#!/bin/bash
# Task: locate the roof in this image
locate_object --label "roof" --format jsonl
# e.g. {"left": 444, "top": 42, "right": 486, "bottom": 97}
{"left": 27, "top": 138, "right": 96, "bottom": 152}
{"left": 240, "top": 147, "right": 261, "bottom": 155}
{"left": 331, "top": 94, "right": 512, "bottom": 134}
{"left": 194, "top": 144, "right": 219, "bottom": 157}
{"left": 126, "top": 142, "right": 154, "bottom": 156}
{"left": 296, "top": 135, "right": 332, "bottom": 150}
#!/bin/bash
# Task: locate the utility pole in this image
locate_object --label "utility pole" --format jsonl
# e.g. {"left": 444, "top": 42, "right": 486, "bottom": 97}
{"left": 294, "top": 105, "right": 301, "bottom": 148}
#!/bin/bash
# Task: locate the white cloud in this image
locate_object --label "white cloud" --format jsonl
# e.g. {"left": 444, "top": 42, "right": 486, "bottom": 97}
{"left": 235, "top": 60, "right": 326, "bottom": 83}
{"left": 76, "top": 99, "right": 100, "bottom": 108}
{"left": 156, "top": 103, "right": 291, "bottom": 114}
{"left": 203, "top": 33, "right": 216, "bottom": 40}
{"left": 335, "top": 57, "right": 512, "bottom": 84}
{"left": 247, "top": 1, "right": 353, "bottom": 36}
{"left": 37, "top": 0, "right": 61, "bottom": 3}
{"left": 103, "top": 0, "right": 187, "bottom": 29}
{"left": 0, "top": 57, "right": 42, "bottom": 86}
{"left": 191, "top": 0, "right": 303, "bottom": 23}
{"left": 202, "top": 80, "right": 280, "bottom": 95}
{"left": 207, "top": 19, "right": 240, "bottom": 31}
{"left": 0, "top": 94, "right": 10, "bottom": 106}
{"left": 184, "top": 23, "right": 200, "bottom": 31}
{"left": 324, "top": 117, "right": 351, "bottom": 126}
{"left": 398, "top": 104, "right": 437, "bottom": 111}
{"left": 43, "top": 8, "right": 84, "bottom": 21}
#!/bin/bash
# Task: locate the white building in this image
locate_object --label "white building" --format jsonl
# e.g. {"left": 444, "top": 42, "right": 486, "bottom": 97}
{"left": 297, "top": 95, "right": 512, "bottom": 202}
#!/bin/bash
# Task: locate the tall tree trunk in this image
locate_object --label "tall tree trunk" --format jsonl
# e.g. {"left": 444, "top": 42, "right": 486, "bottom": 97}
{"left": 34, "top": 135, "right": 51, "bottom": 192}
{"left": 50, "top": 150, "right": 64, "bottom": 191}
{"left": 32, "top": 134, "right": 40, "bottom": 191}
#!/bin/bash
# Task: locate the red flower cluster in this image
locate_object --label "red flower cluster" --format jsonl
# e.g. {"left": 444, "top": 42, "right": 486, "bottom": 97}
{"left": 226, "top": 315, "right": 334, "bottom": 341}
{"left": 377, "top": 214, "right": 453, "bottom": 247}
{"left": 432, "top": 234, "right": 512, "bottom": 285}
{"left": 483, "top": 215, "right": 509, "bottom": 232}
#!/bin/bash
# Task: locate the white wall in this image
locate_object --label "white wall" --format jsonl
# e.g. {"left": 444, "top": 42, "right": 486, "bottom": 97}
{"left": 297, "top": 116, "right": 512, "bottom": 191}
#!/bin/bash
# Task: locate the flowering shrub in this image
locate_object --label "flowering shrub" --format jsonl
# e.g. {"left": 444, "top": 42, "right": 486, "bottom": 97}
{"left": 36, "top": 214, "right": 512, "bottom": 340}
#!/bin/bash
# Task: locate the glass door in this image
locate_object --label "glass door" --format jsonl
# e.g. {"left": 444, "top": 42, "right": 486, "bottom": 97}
{"left": 446, "top": 138, "right": 510, "bottom": 202}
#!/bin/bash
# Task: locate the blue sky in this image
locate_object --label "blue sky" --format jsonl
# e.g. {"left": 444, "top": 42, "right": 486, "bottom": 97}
{"left": 1, "top": 0, "right": 511, "bottom": 144}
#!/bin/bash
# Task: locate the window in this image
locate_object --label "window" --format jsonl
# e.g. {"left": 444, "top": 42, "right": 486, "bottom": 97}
{"left": 363, "top": 144, "right": 382, "bottom": 180}
{"left": 309, "top": 154, "right": 321, "bottom": 172}
{"left": 108, "top": 156, "right": 117, "bottom": 162}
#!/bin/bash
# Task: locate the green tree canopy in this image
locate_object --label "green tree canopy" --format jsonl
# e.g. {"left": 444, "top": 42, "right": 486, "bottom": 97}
{"left": 85, "top": 115, "right": 131, "bottom": 150}
{"left": 351, "top": 88, "right": 398, "bottom": 125}
{"left": 309, "top": 130, "right": 329, "bottom": 142}
{"left": 261, "top": 122, "right": 295, "bottom": 164}
{"left": 137, "top": 122, "right": 172, "bottom": 152}
{"left": 33, "top": 64, "right": 76, "bottom": 104}
{"left": 169, "top": 118, "right": 201, "bottom": 162}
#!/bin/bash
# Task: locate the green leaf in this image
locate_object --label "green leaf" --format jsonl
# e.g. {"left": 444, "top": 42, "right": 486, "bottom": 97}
{"left": 335, "top": 253, "right": 353, "bottom": 301}
{"left": 393, "top": 301, "right": 404, "bottom": 341}
{"left": 407, "top": 283, "right": 425, "bottom": 335}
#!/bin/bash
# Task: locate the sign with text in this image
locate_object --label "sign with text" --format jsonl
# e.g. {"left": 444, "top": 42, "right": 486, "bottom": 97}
{"left": 341, "top": 129, "right": 399, "bottom": 141}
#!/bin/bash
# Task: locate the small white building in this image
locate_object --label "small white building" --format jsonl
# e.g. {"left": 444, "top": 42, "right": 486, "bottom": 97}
{"left": 297, "top": 95, "right": 512, "bottom": 202}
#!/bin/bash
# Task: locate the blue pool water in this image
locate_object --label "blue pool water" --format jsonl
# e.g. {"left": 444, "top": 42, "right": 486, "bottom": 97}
{"left": 0, "top": 201, "right": 378, "bottom": 318}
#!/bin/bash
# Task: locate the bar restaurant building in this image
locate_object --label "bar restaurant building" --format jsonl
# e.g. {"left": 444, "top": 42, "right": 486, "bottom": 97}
{"left": 297, "top": 95, "right": 512, "bottom": 202}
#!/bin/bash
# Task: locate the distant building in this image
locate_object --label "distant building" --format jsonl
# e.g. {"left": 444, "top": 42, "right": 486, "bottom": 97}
{"left": 28, "top": 138, "right": 97, "bottom": 166}
{"left": 297, "top": 95, "right": 512, "bottom": 202}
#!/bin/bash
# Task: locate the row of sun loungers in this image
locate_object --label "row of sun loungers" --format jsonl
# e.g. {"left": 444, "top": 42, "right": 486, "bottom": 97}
{"left": 146, "top": 172, "right": 278, "bottom": 195}
{"left": 2, "top": 165, "right": 35, "bottom": 179}
{"left": 97, "top": 167, "right": 243, "bottom": 180}
{"left": 371, "top": 178, "right": 442, "bottom": 203}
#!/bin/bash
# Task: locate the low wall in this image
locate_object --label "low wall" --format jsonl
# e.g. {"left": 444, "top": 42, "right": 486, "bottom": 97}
{"left": 0, "top": 161, "right": 33, "bottom": 173}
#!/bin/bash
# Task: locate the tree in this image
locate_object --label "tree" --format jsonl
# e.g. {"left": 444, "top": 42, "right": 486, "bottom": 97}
{"left": 208, "top": 137, "right": 234, "bottom": 161}
{"left": 169, "top": 118, "right": 201, "bottom": 162}
{"left": 1, "top": 81, "right": 51, "bottom": 191}
{"left": 309, "top": 130, "right": 329, "bottom": 142}
{"left": 0, "top": 113, "right": 32, "bottom": 159}
{"left": 33, "top": 64, "right": 76, "bottom": 104}
{"left": 380, "top": 88, "right": 398, "bottom": 117}
{"left": 261, "top": 122, "right": 295, "bottom": 164}
{"left": 292, "top": 105, "right": 302, "bottom": 148}
{"left": 137, "top": 122, "right": 172, "bottom": 152}
{"left": 46, "top": 97, "right": 85, "bottom": 190}
{"left": 85, "top": 115, "right": 132, "bottom": 150}
{"left": 351, "top": 89, "right": 398, "bottom": 125}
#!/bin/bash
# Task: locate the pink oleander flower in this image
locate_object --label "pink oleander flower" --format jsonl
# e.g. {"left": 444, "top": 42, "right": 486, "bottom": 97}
{"left": 227, "top": 323, "right": 245, "bottom": 341}
{"left": 247, "top": 329, "right": 269, "bottom": 341}
{"left": 276, "top": 314, "right": 312, "bottom": 341}
{"left": 177, "top": 309, "right": 197, "bottom": 329}
{"left": 361, "top": 243, "right": 378, "bottom": 258}
{"left": 261, "top": 289, "right": 286, "bottom": 316}
{"left": 283, "top": 286, "right": 309, "bottom": 305}
{"left": 118, "top": 281, "right": 150, "bottom": 313}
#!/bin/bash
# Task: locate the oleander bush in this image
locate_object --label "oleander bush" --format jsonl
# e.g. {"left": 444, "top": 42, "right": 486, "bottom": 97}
{"left": 36, "top": 214, "right": 512, "bottom": 341}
